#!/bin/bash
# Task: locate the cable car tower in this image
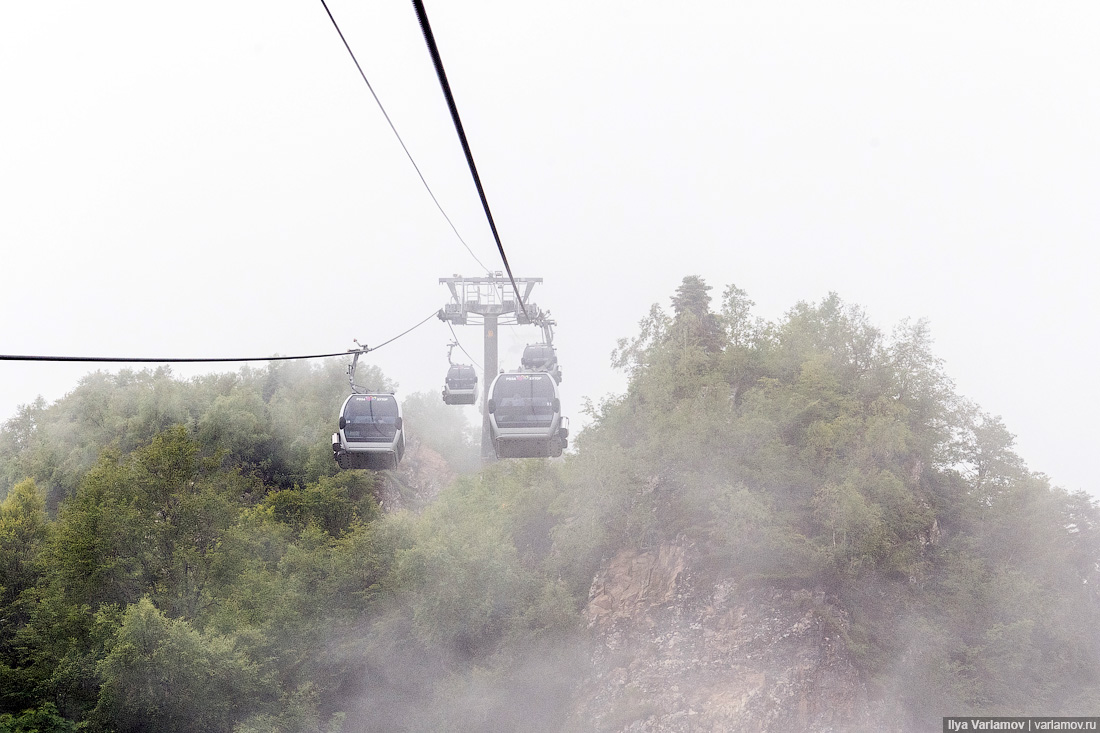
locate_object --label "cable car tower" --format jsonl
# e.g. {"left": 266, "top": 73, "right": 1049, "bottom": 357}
{"left": 438, "top": 272, "right": 545, "bottom": 460}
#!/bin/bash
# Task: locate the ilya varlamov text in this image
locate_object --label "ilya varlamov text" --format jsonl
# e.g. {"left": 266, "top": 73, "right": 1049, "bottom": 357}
{"left": 945, "top": 720, "right": 1098, "bottom": 731}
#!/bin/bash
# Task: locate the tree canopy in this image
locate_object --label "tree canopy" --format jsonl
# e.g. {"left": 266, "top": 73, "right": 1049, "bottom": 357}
{"left": 0, "top": 277, "right": 1096, "bottom": 730}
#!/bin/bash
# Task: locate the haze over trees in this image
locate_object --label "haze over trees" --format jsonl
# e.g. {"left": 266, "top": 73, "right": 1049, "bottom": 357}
{"left": 0, "top": 277, "right": 1096, "bottom": 731}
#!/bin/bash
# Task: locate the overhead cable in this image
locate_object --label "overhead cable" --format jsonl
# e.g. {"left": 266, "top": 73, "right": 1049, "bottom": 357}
{"left": 409, "top": 0, "right": 531, "bottom": 321}
{"left": 0, "top": 352, "right": 348, "bottom": 365}
{"left": 359, "top": 310, "right": 438, "bottom": 353}
{"left": 0, "top": 311, "right": 439, "bottom": 365}
{"left": 318, "top": 0, "right": 490, "bottom": 274}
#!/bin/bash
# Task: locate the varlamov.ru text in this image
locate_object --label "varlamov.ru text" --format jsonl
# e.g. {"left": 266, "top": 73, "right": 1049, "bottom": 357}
{"left": 946, "top": 720, "right": 1097, "bottom": 731}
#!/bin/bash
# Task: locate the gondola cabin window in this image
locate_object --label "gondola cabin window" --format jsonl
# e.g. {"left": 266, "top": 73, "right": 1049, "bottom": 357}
{"left": 446, "top": 365, "right": 477, "bottom": 389}
{"left": 343, "top": 395, "right": 399, "bottom": 442}
{"left": 521, "top": 344, "right": 556, "bottom": 370}
{"left": 493, "top": 373, "right": 556, "bottom": 429}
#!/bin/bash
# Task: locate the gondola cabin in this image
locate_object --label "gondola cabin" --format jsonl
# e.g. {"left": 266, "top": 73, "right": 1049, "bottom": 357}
{"left": 521, "top": 343, "right": 562, "bottom": 383}
{"left": 486, "top": 371, "right": 569, "bottom": 458}
{"left": 332, "top": 393, "right": 405, "bottom": 470}
{"left": 442, "top": 364, "right": 478, "bottom": 405}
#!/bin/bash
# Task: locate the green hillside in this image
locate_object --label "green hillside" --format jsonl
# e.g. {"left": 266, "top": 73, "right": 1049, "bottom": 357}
{"left": 0, "top": 278, "right": 1096, "bottom": 732}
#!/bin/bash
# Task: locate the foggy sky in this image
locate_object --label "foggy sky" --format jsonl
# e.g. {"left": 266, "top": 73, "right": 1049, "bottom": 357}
{"left": 1, "top": 1, "right": 1097, "bottom": 495}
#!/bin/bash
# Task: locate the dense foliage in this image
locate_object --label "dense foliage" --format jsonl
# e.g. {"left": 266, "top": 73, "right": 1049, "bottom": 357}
{"left": 565, "top": 277, "right": 1100, "bottom": 722}
{"left": 0, "top": 277, "right": 1096, "bottom": 731}
{"left": 0, "top": 358, "right": 573, "bottom": 731}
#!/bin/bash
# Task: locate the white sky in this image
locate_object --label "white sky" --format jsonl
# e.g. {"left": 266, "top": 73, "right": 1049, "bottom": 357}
{"left": 1, "top": 1, "right": 1097, "bottom": 495}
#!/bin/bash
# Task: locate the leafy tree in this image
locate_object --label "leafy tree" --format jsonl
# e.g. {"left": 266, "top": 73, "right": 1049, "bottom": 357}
{"left": 0, "top": 480, "right": 48, "bottom": 612}
{"left": 398, "top": 391, "right": 479, "bottom": 474}
{"left": 0, "top": 480, "right": 50, "bottom": 714}
{"left": 261, "top": 472, "right": 378, "bottom": 537}
{"left": 233, "top": 683, "right": 346, "bottom": 733}
{"left": 90, "top": 597, "right": 262, "bottom": 733}
{"left": 0, "top": 702, "right": 74, "bottom": 733}
{"left": 670, "top": 275, "right": 722, "bottom": 353}
{"left": 0, "top": 358, "right": 364, "bottom": 506}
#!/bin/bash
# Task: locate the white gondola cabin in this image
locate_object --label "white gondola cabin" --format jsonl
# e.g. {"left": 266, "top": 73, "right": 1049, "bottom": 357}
{"left": 442, "top": 364, "right": 478, "bottom": 405}
{"left": 486, "top": 371, "right": 568, "bottom": 458}
{"left": 521, "top": 343, "right": 561, "bottom": 383}
{"left": 332, "top": 393, "right": 405, "bottom": 470}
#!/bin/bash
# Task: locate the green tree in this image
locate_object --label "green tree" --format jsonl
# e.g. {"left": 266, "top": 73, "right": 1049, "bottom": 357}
{"left": 261, "top": 472, "right": 378, "bottom": 537}
{"left": 91, "top": 597, "right": 262, "bottom": 733}
{"left": 398, "top": 391, "right": 479, "bottom": 474}
{"left": 0, "top": 480, "right": 51, "bottom": 714}
{"left": 670, "top": 275, "right": 722, "bottom": 353}
{"left": 0, "top": 480, "right": 48, "bottom": 611}
{"left": 0, "top": 702, "right": 74, "bottom": 733}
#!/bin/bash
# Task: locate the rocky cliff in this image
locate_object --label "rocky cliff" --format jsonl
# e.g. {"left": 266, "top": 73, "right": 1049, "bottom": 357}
{"left": 567, "top": 542, "right": 898, "bottom": 733}
{"left": 376, "top": 435, "right": 454, "bottom": 512}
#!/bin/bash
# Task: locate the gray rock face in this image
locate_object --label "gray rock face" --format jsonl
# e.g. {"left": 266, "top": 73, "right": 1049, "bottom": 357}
{"left": 567, "top": 543, "right": 895, "bottom": 733}
{"left": 376, "top": 436, "right": 453, "bottom": 513}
